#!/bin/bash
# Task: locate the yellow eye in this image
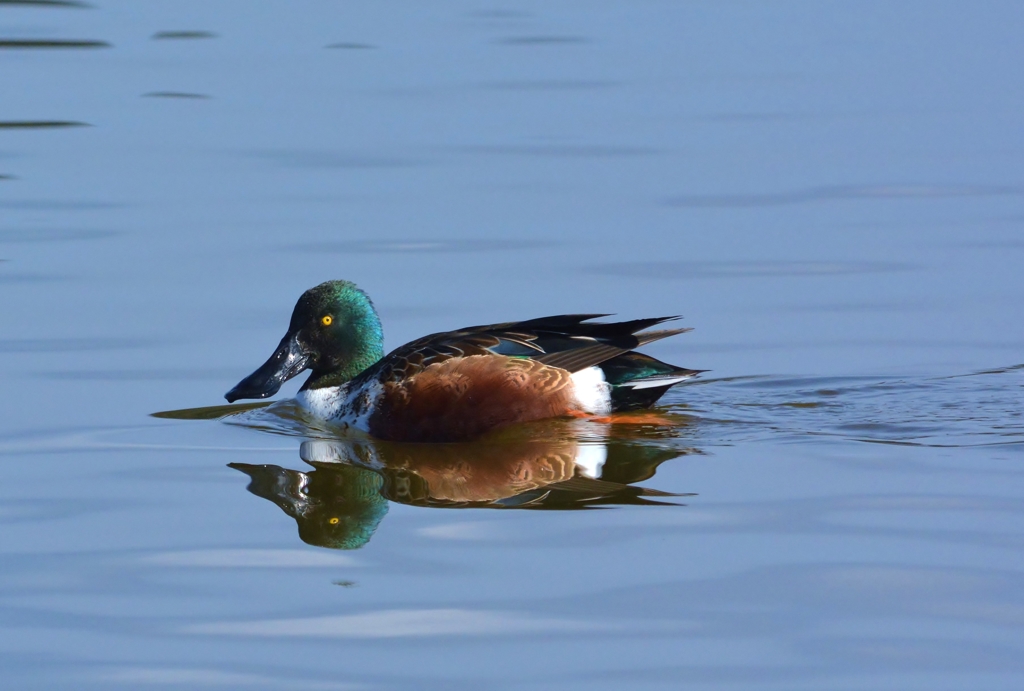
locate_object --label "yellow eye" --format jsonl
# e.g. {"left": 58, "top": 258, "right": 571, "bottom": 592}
{"left": 321, "top": 315, "right": 333, "bottom": 326}
{"left": 328, "top": 517, "right": 340, "bottom": 525}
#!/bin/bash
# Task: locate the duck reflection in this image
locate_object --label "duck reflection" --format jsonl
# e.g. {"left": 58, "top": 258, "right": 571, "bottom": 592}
{"left": 229, "top": 434, "right": 693, "bottom": 550}
{"left": 230, "top": 457, "right": 388, "bottom": 551}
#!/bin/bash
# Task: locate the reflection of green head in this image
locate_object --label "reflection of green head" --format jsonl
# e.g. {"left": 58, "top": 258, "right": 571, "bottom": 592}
{"left": 229, "top": 462, "right": 389, "bottom": 550}
{"left": 298, "top": 464, "right": 389, "bottom": 550}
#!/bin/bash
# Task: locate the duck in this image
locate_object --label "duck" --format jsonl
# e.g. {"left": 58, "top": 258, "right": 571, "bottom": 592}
{"left": 225, "top": 280, "right": 702, "bottom": 442}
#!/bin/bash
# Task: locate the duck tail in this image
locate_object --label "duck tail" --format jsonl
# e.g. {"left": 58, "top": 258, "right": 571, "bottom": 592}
{"left": 599, "top": 352, "right": 706, "bottom": 411}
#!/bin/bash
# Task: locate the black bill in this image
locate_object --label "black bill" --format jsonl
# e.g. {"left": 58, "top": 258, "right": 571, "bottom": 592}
{"left": 225, "top": 333, "right": 310, "bottom": 402}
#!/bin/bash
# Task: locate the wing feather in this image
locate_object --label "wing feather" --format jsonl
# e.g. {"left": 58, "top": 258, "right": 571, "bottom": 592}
{"left": 353, "top": 313, "right": 693, "bottom": 385}
{"left": 535, "top": 344, "right": 626, "bottom": 372}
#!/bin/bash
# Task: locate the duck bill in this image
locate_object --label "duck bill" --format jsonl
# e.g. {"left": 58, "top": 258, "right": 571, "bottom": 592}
{"left": 225, "top": 333, "right": 311, "bottom": 402}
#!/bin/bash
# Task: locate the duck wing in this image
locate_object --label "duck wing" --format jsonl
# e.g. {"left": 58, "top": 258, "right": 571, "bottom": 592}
{"left": 355, "top": 314, "right": 690, "bottom": 386}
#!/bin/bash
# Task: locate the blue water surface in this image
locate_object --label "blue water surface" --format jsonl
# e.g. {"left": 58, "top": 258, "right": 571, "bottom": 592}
{"left": 2, "top": 1, "right": 1023, "bottom": 689}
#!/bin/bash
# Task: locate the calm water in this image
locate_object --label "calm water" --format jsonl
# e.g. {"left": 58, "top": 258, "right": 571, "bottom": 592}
{"left": 2, "top": 1, "right": 1024, "bottom": 688}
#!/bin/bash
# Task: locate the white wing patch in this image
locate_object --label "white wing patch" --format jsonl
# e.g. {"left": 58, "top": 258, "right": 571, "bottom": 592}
{"left": 569, "top": 366, "right": 612, "bottom": 414}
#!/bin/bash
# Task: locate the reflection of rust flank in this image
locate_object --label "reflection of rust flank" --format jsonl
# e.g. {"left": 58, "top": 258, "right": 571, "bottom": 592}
{"left": 382, "top": 440, "right": 578, "bottom": 502}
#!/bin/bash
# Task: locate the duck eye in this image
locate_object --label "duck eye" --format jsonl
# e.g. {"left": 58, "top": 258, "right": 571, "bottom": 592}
{"left": 321, "top": 315, "right": 333, "bottom": 326}
{"left": 328, "top": 517, "right": 340, "bottom": 525}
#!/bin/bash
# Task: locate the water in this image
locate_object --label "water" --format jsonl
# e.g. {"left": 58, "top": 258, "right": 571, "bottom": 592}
{"left": 2, "top": 1, "right": 1023, "bottom": 688}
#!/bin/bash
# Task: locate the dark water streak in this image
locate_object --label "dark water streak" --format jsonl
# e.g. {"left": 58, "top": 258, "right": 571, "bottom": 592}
{"left": 0, "top": 39, "right": 108, "bottom": 49}
{"left": 0, "top": 121, "right": 89, "bottom": 129}
{"left": 151, "top": 31, "right": 217, "bottom": 40}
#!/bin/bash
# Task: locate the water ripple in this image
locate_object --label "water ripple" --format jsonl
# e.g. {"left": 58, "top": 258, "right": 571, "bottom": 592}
{"left": 325, "top": 42, "right": 374, "bottom": 50}
{"left": 673, "top": 367, "right": 1024, "bottom": 448}
{"left": 666, "top": 184, "right": 1023, "bottom": 208}
{"left": 593, "top": 260, "right": 912, "bottom": 279}
{"left": 186, "top": 608, "right": 617, "bottom": 638}
{"left": 495, "top": 36, "right": 589, "bottom": 46}
{"left": 286, "top": 238, "right": 554, "bottom": 254}
{"left": 141, "top": 91, "right": 209, "bottom": 99}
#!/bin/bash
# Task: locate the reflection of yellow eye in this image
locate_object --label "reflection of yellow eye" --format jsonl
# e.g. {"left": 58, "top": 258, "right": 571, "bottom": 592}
{"left": 329, "top": 517, "right": 340, "bottom": 525}
{"left": 321, "top": 315, "right": 333, "bottom": 326}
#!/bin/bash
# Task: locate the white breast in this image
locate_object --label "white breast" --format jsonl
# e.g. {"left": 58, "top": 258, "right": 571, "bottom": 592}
{"left": 295, "top": 385, "right": 346, "bottom": 420}
{"left": 295, "top": 380, "right": 383, "bottom": 432}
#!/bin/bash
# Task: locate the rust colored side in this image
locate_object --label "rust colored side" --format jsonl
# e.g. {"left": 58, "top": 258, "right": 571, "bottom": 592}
{"left": 368, "top": 355, "right": 578, "bottom": 442}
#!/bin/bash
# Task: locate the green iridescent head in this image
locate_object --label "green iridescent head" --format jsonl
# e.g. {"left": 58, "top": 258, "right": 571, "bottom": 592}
{"left": 226, "top": 280, "right": 384, "bottom": 402}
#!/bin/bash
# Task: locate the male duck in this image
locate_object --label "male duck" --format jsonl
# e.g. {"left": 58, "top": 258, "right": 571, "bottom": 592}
{"left": 226, "top": 280, "right": 702, "bottom": 442}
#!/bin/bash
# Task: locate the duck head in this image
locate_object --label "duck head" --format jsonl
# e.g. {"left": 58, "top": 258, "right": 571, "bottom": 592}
{"left": 225, "top": 280, "right": 384, "bottom": 402}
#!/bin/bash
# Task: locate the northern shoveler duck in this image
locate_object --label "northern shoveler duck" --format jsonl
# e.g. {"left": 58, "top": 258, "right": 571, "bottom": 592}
{"left": 225, "top": 280, "right": 702, "bottom": 442}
